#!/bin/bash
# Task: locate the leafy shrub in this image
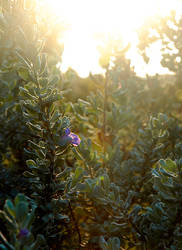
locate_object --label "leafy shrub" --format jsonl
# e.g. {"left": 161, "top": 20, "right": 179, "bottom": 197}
{"left": 1, "top": 1, "right": 182, "bottom": 249}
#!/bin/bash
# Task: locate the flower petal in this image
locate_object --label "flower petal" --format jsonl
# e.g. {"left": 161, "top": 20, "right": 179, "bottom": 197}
{"left": 69, "top": 133, "right": 81, "bottom": 146}
{"left": 19, "top": 228, "right": 29, "bottom": 238}
{"left": 65, "top": 128, "right": 70, "bottom": 136}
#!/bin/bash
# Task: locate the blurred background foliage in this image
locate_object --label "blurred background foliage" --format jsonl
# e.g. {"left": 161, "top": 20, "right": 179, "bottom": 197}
{"left": 1, "top": 1, "right": 182, "bottom": 249}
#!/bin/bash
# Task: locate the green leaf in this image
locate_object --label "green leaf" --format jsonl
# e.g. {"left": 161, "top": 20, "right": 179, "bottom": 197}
{"left": 26, "top": 160, "right": 37, "bottom": 169}
{"left": 0, "top": 211, "right": 16, "bottom": 230}
{"left": 15, "top": 202, "right": 28, "bottom": 223}
{"left": 18, "top": 69, "right": 30, "bottom": 81}
{"left": 110, "top": 237, "right": 120, "bottom": 250}
{"left": 99, "top": 236, "right": 108, "bottom": 250}
{"left": 158, "top": 159, "right": 166, "bottom": 168}
{"left": 56, "top": 167, "right": 72, "bottom": 179}
{"left": 0, "top": 232, "right": 14, "bottom": 250}
{"left": 78, "top": 98, "right": 91, "bottom": 106}
{"left": 0, "top": 244, "right": 8, "bottom": 250}
{"left": 74, "top": 167, "right": 83, "bottom": 179}
{"left": 4, "top": 200, "right": 15, "bottom": 217}
{"left": 152, "top": 168, "right": 161, "bottom": 178}
{"left": 23, "top": 171, "right": 36, "bottom": 178}
{"left": 28, "top": 140, "right": 45, "bottom": 151}
{"left": 71, "top": 167, "right": 84, "bottom": 187}
{"left": 58, "top": 135, "right": 72, "bottom": 147}
{"left": 49, "top": 76, "right": 59, "bottom": 86}
{"left": 165, "top": 159, "right": 178, "bottom": 173}
{"left": 72, "top": 147, "right": 84, "bottom": 160}
{"left": 27, "top": 122, "right": 42, "bottom": 132}
{"left": 16, "top": 51, "right": 32, "bottom": 70}
{"left": 30, "top": 234, "right": 46, "bottom": 250}
{"left": 23, "top": 207, "right": 36, "bottom": 229}
{"left": 15, "top": 194, "right": 27, "bottom": 206}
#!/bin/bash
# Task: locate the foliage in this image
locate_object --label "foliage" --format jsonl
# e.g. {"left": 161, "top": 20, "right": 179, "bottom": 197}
{"left": 138, "top": 11, "right": 182, "bottom": 87}
{"left": 1, "top": 1, "right": 182, "bottom": 250}
{"left": 0, "top": 193, "right": 46, "bottom": 250}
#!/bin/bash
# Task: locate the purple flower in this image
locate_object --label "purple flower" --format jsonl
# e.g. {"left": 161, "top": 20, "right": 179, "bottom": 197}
{"left": 64, "top": 128, "right": 81, "bottom": 146}
{"left": 18, "top": 228, "right": 29, "bottom": 238}
{"left": 65, "top": 128, "right": 71, "bottom": 136}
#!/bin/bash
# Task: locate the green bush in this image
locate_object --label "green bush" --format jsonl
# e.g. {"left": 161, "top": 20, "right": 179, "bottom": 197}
{"left": 1, "top": 1, "right": 182, "bottom": 249}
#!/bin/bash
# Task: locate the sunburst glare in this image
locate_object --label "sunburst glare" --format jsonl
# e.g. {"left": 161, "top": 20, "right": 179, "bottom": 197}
{"left": 44, "top": 0, "right": 182, "bottom": 77}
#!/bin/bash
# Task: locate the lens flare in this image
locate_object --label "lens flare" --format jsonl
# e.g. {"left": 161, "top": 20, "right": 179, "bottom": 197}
{"left": 44, "top": 0, "right": 182, "bottom": 77}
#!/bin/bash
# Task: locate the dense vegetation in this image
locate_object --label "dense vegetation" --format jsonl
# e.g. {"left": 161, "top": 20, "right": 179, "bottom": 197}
{"left": 1, "top": 1, "right": 182, "bottom": 249}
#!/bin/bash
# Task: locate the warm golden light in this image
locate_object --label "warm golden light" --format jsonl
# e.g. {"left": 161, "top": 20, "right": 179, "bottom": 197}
{"left": 44, "top": 0, "right": 182, "bottom": 77}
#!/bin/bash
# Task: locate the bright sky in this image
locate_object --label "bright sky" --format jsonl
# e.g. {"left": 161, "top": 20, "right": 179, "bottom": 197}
{"left": 44, "top": 0, "right": 182, "bottom": 77}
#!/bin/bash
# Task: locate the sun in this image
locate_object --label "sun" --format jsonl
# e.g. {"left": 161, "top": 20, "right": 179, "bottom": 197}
{"left": 44, "top": 0, "right": 182, "bottom": 77}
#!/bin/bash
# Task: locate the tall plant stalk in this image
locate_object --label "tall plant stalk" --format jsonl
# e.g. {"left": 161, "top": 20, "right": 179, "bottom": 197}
{"left": 103, "top": 67, "right": 109, "bottom": 167}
